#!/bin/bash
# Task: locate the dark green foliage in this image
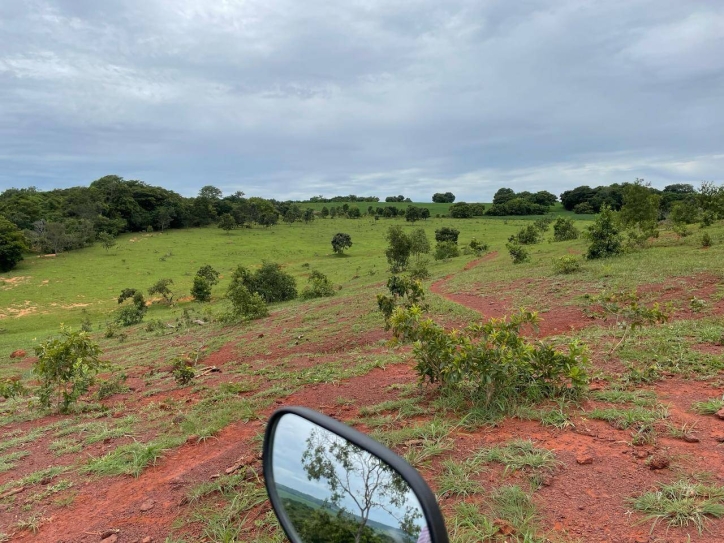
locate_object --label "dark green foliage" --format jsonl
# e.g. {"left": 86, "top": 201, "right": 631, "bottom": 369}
{"left": 560, "top": 184, "right": 624, "bottom": 212}
{"left": 191, "top": 276, "right": 212, "bottom": 302}
{"left": 552, "top": 217, "right": 579, "bottom": 241}
{"left": 385, "top": 226, "right": 412, "bottom": 272}
{"left": 619, "top": 179, "right": 661, "bottom": 245}
{"left": 302, "top": 208, "right": 315, "bottom": 223}
{"left": 301, "top": 270, "right": 335, "bottom": 300}
{"left": 196, "top": 265, "right": 220, "bottom": 285}
{"left": 669, "top": 200, "right": 700, "bottom": 225}
{"left": 376, "top": 276, "right": 426, "bottom": 330}
{"left": 389, "top": 307, "right": 589, "bottom": 410}
{"left": 148, "top": 278, "right": 174, "bottom": 304}
{"left": 493, "top": 188, "right": 517, "bottom": 205}
{"left": 432, "top": 192, "right": 456, "bottom": 203}
{"left": 320, "top": 206, "right": 329, "bottom": 218}
{"left": 506, "top": 241, "right": 530, "bottom": 264}
{"left": 435, "top": 227, "right": 460, "bottom": 244}
{"left": 116, "top": 289, "right": 147, "bottom": 326}
{"left": 573, "top": 202, "right": 595, "bottom": 214}
{"left": 434, "top": 241, "right": 460, "bottom": 260}
{"left": 0, "top": 216, "right": 26, "bottom": 272}
{"left": 509, "top": 224, "right": 541, "bottom": 245}
{"left": 217, "top": 213, "right": 236, "bottom": 233}
{"left": 449, "top": 202, "right": 474, "bottom": 218}
{"left": 552, "top": 256, "right": 581, "bottom": 275}
{"left": 486, "top": 198, "right": 549, "bottom": 216}
{"left": 231, "top": 262, "right": 297, "bottom": 303}
{"left": 585, "top": 205, "right": 623, "bottom": 259}
{"left": 347, "top": 207, "right": 361, "bottom": 219}
{"left": 226, "top": 271, "right": 268, "bottom": 320}
{"left": 404, "top": 205, "right": 423, "bottom": 222}
{"left": 702, "top": 232, "right": 713, "bottom": 248}
{"left": 34, "top": 327, "right": 105, "bottom": 413}
{"left": 331, "top": 233, "right": 353, "bottom": 254}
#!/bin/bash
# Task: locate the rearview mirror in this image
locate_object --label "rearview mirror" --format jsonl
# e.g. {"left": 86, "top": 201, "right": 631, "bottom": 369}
{"left": 263, "top": 407, "right": 449, "bottom": 543}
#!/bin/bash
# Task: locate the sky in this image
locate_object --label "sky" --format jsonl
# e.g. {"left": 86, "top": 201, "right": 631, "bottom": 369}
{"left": 1, "top": 0, "right": 723, "bottom": 201}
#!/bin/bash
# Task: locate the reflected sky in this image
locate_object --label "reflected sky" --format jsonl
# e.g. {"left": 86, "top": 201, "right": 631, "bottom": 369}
{"left": 272, "top": 413, "right": 426, "bottom": 532}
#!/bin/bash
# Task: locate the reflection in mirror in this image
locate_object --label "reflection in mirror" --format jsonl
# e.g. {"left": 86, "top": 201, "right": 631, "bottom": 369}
{"left": 272, "top": 413, "right": 430, "bottom": 543}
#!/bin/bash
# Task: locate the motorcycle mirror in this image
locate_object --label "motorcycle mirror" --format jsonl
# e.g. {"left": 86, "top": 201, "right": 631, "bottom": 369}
{"left": 263, "top": 406, "right": 449, "bottom": 543}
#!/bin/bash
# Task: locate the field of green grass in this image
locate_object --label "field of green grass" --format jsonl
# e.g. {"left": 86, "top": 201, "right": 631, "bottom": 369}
{"left": 2, "top": 211, "right": 724, "bottom": 542}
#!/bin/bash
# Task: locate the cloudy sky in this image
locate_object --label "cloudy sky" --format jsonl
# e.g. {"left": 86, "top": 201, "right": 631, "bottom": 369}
{"left": 1, "top": 1, "right": 722, "bottom": 201}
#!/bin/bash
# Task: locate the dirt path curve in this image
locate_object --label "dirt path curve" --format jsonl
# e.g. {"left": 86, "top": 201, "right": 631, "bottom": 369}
{"left": 430, "top": 252, "right": 593, "bottom": 337}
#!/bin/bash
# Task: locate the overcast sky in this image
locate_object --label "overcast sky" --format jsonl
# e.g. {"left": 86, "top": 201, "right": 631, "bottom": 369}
{"left": 1, "top": 1, "right": 722, "bottom": 201}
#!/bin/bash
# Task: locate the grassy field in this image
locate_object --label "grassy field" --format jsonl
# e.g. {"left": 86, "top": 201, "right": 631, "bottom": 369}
{"left": 1, "top": 212, "right": 724, "bottom": 542}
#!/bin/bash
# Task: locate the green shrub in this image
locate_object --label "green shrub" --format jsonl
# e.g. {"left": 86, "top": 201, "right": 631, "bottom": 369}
{"left": 33, "top": 327, "right": 106, "bottom": 413}
{"left": 0, "top": 378, "right": 27, "bottom": 400}
{"left": 389, "top": 307, "right": 588, "bottom": 410}
{"left": 196, "top": 265, "right": 220, "bottom": 285}
{"left": 468, "top": 238, "right": 489, "bottom": 256}
{"left": 552, "top": 256, "right": 581, "bottom": 275}
{"left": 533, "top": 217, "right": 553, "bottom": 232}
{"left": 300, "top": 270, "right": 335, "bottom": 300}
{"left": 148, "top": 278, "right": 174, "bottom": 304}
{"left": 435, "top": 227, "right": 460, "bottom": 244}
{"left": 226, "top": 275, "right": 269, "bottom": 321}
{"left": 116, "top": 289, "right": 147, "bottom": 326}
{"left": 408, "top": 257, "right": 430, "bottom": 280}
{"left": 172, "top": 357, "right": 195, "bottom": 385}
{"left": 552, "top": 217, "right": 579, "bottom": 241}
{"left": 191, "top": 276, "right": 212, "bottom": 302}
{"left": 385, "top": 226, "right": 412, "bottom": 272}
{"left": 505, "top": 241, "right": 530, "bottom": 264}
{"left": 232, "top": 262, "right": 297, "bottom": 303}
{"left": 702, "top": 232, "right": 713, "bottom": 248}
{"left": 586, "top": 205, "right": 623, "bottom": 259}
{"left": 509, "top": 224, "right": 541, "bottom": 245}
{"left": 331, "top": 233, "right": 353, "bottom": 254}
{"left": 376, "top": 276, "right": 427, "bottom": 329}
{"left": 434, "top": 241, "right": 460, "bottom": 260}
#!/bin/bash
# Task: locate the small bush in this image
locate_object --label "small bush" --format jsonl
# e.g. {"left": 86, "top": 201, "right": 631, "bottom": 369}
{"left": 552, "top": 256, "right": 581, "bottom": 275}
{"left": 468, "top": 238, "right": 489, "bottom": 256}
{"left": 34, "top": 327, "right": 106, "bottom": 413}
{"left": 702, "top": 232, "right": 713, "bottom": 248}
{"left": 385, "top": 226, "right": 412, "bottom": 272}
{"left": 226, "top": 278, "right": 269, "bottom": 321}
{"left": 97, "top": 373, "right": 128, "bottom": 400}
{"left": 509, "top": 224, "right": 541, "bottom": 245}
{"left": 408, "top": 257, "right": 430, "bottom": 280}
{"left": 377, "top": 276, "right": 427, "bottom": 329}
{"left": 0, "top": 378, "right": 27, "bottom": 400}
{"left": 232, "top": 262, "right": 297, "bottom": 303}
{"left": 434, "top": 241, "right": 460, "bottom": 260}
{"left": 148, "top": 278, "right": 174, "bottom": 304}
{"left": 300, "top": 270, "right": 335, "bottom": 300}
{"left": 191, "top": 276, "right": 212, "bottom": 302}
{"left": 435, "top": 227, "right": 460, "bottom": 244}
{"left": 586, "top": 205, "right": 623, "bottom": 259}
{"left": 533, "top": 217, "right": 553, "bottom": 232}
{"left": 552, "top": 217, "right": 579, "bottom": 241}
{"left": 104, "top": 323, "right": 118, "bottom": 338}
{"left": 116, "top": 289, "right": 147, "bottom": 326}
{"left": 506, "top": 241, "right": 530, "bottom": 264}
{"left": 196, "top": 265, "right": 220, "bottom": 285}
{"left": 172, "top": 357, "right": 195, "bottom": 386}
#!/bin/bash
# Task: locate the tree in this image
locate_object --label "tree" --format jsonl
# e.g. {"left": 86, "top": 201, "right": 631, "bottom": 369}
{"left": 331, "top": 233, "right": 352, "bottom": 255}
{"left": 218, "top": 213, "right": 236, "bottom": 233}
{"left": 530, "top": 191, "right": 557, "bottom": 207}
{"left": 432, "top": 192, "right": 455, "bottom": 203}
{"left": 347, "top": 207, "right": 361, "bottom": 219}
{"left": 196, "top": 264, "right": 220, "bottom": 285}
{"left": 493, "top": 188, "right": 517, "bottom": 205}
{"left": 34, "top": 326, "right": 105, "bottom": 413}
{"left": 300, "top": 270, "right": 335, "bottom": 299}
{"left": 385, "top": 226, "right": 412, "bottom": 272}
{"left": 227, "top": 268, "right": 268, "bottom": 320}
{"left": 235, "top": 262, "right": 297, "bottom": 303}
{"left": 409, "top": 229, "right": 430, "bottom": 259}
{"left": 0, "top": 216, "right": 26, "bottom": 272}
{"left": 552, "top": 217, "right": 579, "bottom": 242}
{"left": 98, "top": 232, "right": 117, "bottom": 252}
{"left": 154, "top": 205, "right": 174, "bottom": 233}
{"left": 405, "top": 205, "right": 422, "bottom": 222}
{"left": 449, "top": 202, "right": 473, "bottom": 218}
{"left": 586, "top": 205, "right": 623, "bottom": 259}
{"left": 148, "top": 278, "right": 174, "bottom": 304}
{"left": 302, "top": 427, "right": 422, "bottom": 543}
{"left": 619, "top": 179, "right": 661, "bottom": 245}
{"left": 420, "top": 208, "right": 431, "bottom": 220}
{"left": 199, "top": 185, "right": 223, "bottom": 200}
{"left": 321, "top": 206, "right": 330, "bottom": 218}
{"left": 191, "top": 276, "right": 212, "bottom": 302}
{"left": 302, "top": 208, "right": 315, "bottom": 224}
{"left": 435, "top": 227, "right": 460, "bottom": 244}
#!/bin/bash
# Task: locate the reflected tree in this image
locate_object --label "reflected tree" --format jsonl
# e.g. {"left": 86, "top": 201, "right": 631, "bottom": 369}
{"left": 301, "top": 428, "right": 422, "bottom": 543}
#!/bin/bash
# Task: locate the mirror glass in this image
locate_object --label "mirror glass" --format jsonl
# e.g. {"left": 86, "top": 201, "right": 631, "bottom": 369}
{"left": 271, "top": 413, "right": 431, "bottom": 543}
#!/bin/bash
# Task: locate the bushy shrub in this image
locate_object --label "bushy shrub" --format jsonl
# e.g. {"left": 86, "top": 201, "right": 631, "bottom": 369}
{"left": 585, "top": 205, "right": 623, "bottom": 260}
{"left": 552, "top": 256, "right": 581, "bottom": 275}
{"left": 301, "top": 270, "right": 335, "bottom": 300}
{"left": 389, "top": 306, "right": 588, "bottom": 410}
{"left": 552, "top": 217, "right": 579, "bottom": 241}
{"left": 226, "top": 272, "right": 269, "bottom": 320}
{"left": 506, "top": 241, "right": 530, "bottom": 264}
{"left": 435, "top": 227, "right": 460, "bottom": 244}
{"left": 0, "top": 378, "right": 27, "bottom": 400}
{"left": 116, "top": 289, "right": 147, "bottom": 326}
{"left": 434, "top": 241, "right": 460, "bottom": 260}
{"left": 34, "top": 326, "right": 106, "bottom": 413}
{"left": 509, "top": 224, "right": 541, "bottom": 245}
{"left": 148, "top": 278, "right": 174, "bottom": 304}
{"left": 408, "top": 257, "right": 430, "bottom": 280}
{"left": 376, "top": 276, "right": 427, "bottom": 329}
{"left": 196, "top": 265, "right": 220, "bottom": 285}
{"left": 233, "top": 262, "right": 297, "bottom": 303}
{"left": 191, "top": 275, "right": 212, "bottom": 302}
{"left": 469, "top": 238, "right": 489, "bottom": 256}
{"left": 172, "top": 357, "right": 195, "bottom": 385}
{"left": 533, "top": 217, "right": 553, "bottom": 232}
{"left": 702, "top": 232, "right": 713, "bottom": 248}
